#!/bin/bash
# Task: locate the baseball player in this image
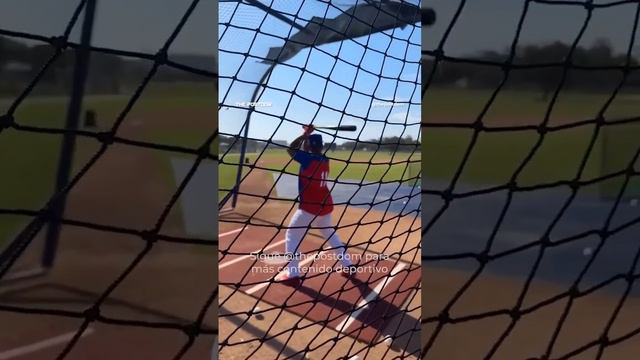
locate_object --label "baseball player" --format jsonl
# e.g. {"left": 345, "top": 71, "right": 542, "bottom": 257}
{"left": 275, "top": 124, "right": 356, "bottom": 284}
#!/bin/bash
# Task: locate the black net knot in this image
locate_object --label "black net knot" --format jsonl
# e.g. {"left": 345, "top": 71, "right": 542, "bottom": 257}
{"left": 625, "top": 273, "right": 635, "bottom": 284}
{"left": 155, "top": 49, "right": 168, "bottom": 65}
{"left": 509, "top": 307, "right": 521, "bottom": 321}
{"left": 599, "top": 334, "right": 609, "bottom": 346}
{"left": 183, "top": 323, "right": 199, "bottom": 338}
{"left": 441, "top": 189, "right": 453, "bottom": 203}
{"left": 141, "top": 230, "right": 157, "bottom": 244}
{"left": 584, "top": 0, "right": 595, "bottom": 11}
{"left": 537, "top": 124, "right": 548, "bottom": 136}
{"left": 540, "top": 235, "right": 551, "bottom": 247}
{"left": 476, "top": 252, "right": 489, "bottom": 265}
{"left": 432, "top": 48, "right": 444, "bottom": 60}
{"left": 198, "top": 144, "right": 211, "bottom": 159}
{"left": 437, "top": 311, "right": 450, "bottom": 324}
{"left": 49, "top": 36, "right": 68, "bottom": 50}
{"left": 568, "top": 285, "right": 580, "bottom": 298}
{"left": 508, "top": 181, "right": 518, "bottom": 192}
{"left": 83, "top": 306, "right": 100, "bottom": 322}
{"left": 0, "top": 114, "right": 14, "bottom": 130}
{"left": 569, "top": 179, "right": 580, "bottom": 192}
{"left": 96, "top": 131, "right": 115, "bottom": 145}
{"left": 472, "top": 120, "right": 485, "bottom": 132}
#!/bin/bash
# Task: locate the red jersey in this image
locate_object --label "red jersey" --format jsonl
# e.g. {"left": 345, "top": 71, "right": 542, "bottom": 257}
{"left": 293, "top": 150, "right": 333, "bottom": 215}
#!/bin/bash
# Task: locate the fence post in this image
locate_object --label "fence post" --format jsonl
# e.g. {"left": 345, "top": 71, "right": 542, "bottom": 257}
{"left": 230, "top": 63, "right": 275, "bottom": 209}
{"left": 42, "top": 0, "right": 98, "bottom": 269}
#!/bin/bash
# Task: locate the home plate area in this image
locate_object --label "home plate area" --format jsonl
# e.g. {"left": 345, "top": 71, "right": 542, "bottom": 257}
{"left": 218, "top": 225, "right": 421, "bottom": 343}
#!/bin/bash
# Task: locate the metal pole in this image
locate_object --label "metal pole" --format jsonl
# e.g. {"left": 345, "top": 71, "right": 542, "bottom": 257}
{"left": 230, "top": 62, "right": 276, "bottom": 208}
{"left": 243, "top": 0, "right": 308, "bottom": 32}
{"left": 42, "top": 0, "right": 97, "bottom": 268}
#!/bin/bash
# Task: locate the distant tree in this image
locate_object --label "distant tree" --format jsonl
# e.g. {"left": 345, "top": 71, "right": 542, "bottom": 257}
{"left": 590, "top": 38, "right": 614, "bottom": 65}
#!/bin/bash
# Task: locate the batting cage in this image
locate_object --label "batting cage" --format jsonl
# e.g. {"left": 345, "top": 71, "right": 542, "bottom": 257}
{"left": 219, "top": 0, "right": 422, "bottom": 359}
{"left": 423, "top": 0, "right": 640, "bottom": 359}
{"left": 0, "top": 1, "right": 217, "bottom": 358}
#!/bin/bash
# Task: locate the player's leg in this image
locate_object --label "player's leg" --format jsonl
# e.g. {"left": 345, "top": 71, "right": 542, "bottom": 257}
{"left": 314, "top": 214, "right": 353, "bottom": 269}
{"left": 279, "top": 208, "right": 313, "bottom": 279}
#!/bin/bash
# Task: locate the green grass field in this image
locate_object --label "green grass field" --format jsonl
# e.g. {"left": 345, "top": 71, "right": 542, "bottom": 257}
{"left": 218, "top": 149, "right": 421, "bottom": 198}
{"left": 0, "top": 81, "right": 215, "bottom": 247}
{"left": 423, "top": 126, "right": 602, "bottom": 186}
{"left": 423, "top": 87, "right": 640, "bottom": 194}
{"left": 3, "top": 84, "right": 639, "bottom": 247}
{"left": 425, "top": 88, "right": 640, "bottom": 121}
{"left": 220, "top": 88, "right": 640, "bottom": 201}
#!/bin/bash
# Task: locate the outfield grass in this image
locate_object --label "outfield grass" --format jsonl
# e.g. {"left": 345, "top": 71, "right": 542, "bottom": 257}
{"left": 219, "top": 87, "right": 637, "bottom": 203}
{"left": 0, "top": 81, "right": 215, "bottom": 246}
{"left": 219, "top": 163, "right": 242, "bottom": 199}
{"left": 425, "top": 88, "right": 640, "bottom": 121}
{"left": 0, "top": 130, "right": 60, "bottom": 243}
{"left": 218, "top": 149, "right": 421, "bottom": 199}
{"left": 423, "top": 87, "right": 640, "bottom": 194}
{"left": 3, "top": 84, "right": 637, "bottom": 245}
{"left": 423, "top": 126, "right": 603, "bottom": 187}
{"left": 221, "top": 149, "right": 420, "bottom": 180}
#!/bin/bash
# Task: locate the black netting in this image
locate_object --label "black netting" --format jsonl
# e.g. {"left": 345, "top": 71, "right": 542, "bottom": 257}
{"left": 219, "top": 0, "right": 422, "bottom": 359}
{"left": 422, "top": 0, "right": 640, "bottom": 359}
{"left": 0, "top": 0, "right": 217, "bottom": 358}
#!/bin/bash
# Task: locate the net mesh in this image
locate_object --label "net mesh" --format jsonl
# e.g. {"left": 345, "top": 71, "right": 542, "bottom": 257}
{"left": 423, "top": 0, "right": 640, "bottom": 359}
{"left": 219, "top": 0, "right": 421, "bottom": 358}
{"left": 0, "top": 0, "right": 217, "bottom": 358}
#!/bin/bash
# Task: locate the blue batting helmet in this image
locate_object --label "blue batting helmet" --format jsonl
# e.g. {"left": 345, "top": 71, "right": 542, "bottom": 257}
{"left": 308, "top": 134, "right": 323, "bottom": 150}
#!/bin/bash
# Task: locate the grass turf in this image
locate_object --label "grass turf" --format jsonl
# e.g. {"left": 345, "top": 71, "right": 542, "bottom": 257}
{"left": 223, "top": 149, "right": 420, "bottom": 178}
{"left": 3, "top": 85, "right": 638, "bottom": 247}
{"left": 218, "top": 149, "right": 421, "bottom": 197}
{"left": 0, "top": 81, "right": 215, "bottom": 248}
{"left": 423, "top": 87, "right": 640, "bottom": 195}
{"left": 424, "top": 88, "right": 640, "bottom": 122}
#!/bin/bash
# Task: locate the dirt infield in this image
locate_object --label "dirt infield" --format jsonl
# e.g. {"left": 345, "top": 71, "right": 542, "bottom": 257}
{"left": 422, "top": 266, "right": 640, "bottom": 359}
{"left": 219, "top": 224, "right": 420, "bottom": 344}
{"left": 219, "top": 166, "right": 421, "bottom": 359}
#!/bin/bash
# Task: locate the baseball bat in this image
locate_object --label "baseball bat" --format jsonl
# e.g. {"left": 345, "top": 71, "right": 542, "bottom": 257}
{"left": 315, "top": 125, "right": 357, "bottom": 131}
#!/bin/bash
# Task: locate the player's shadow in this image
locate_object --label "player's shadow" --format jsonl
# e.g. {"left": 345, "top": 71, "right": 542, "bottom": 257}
{"left": 290, "top": 269, "right": 421, "bottom": 356}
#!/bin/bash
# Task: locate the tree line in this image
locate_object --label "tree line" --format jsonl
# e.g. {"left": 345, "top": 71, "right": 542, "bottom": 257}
{"left": 219, "top": 134, "right": 419, "bottom": 154}
{"left": 0, "top": 36, "right": 213, "bottom": 96}
{"left": 424, "top": 39, "right": 640, "bottom": 98}
{"left": 337, "top": 135, "right": 420, "bottom": 152}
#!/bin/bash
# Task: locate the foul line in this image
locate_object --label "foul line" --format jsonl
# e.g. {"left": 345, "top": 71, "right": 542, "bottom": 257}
{"left": 219, "top": 238, "right": 286, "bottom": 270}
{"left": 246, "top": 250, "right": 329, "bottom": 295}
{"left": 335, "top": 263, "right": 407, "bottom": 335}
{"left": 0, "top": 328, "right": 95, "bottom": 360}
{"left": 219, "top": 226, "right": 248, "bottom": 238}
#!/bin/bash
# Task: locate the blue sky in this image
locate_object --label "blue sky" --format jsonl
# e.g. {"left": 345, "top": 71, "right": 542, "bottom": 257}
{"left": 218, "top": 0, "right": 422, "bottom": 146}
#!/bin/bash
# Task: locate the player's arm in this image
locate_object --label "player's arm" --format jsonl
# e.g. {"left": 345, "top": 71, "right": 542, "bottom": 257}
{"left": 287, "top": 124, "right": 314, "bottom": 158}
{"left": 287, "top": 134, "right": 307, "bottom": 159}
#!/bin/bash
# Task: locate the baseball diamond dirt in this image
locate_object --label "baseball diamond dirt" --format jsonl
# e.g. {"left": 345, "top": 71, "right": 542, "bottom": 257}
{"left": 218, "top": 165, "right": 421, "bottom": 360}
